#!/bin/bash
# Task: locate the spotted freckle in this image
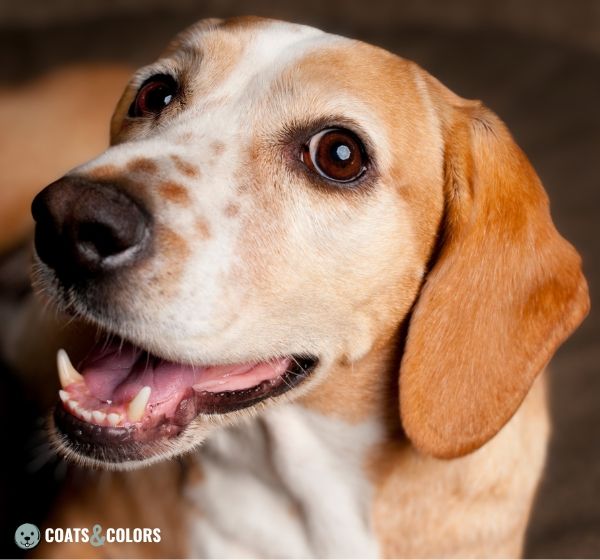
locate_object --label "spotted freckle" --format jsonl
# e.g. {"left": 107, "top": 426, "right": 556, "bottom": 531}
{"left": 195, "top": 218, "right": 211, "bottom": 240}
{"left": 159, "top": 181, "right": 190, "bottom": 205}
{"left": 171, "top": 154, "right": 200, "bottom": 178}
{"left": 224, "top": 202, "right": 240, "bottom": 218}
{"left": 128, "top": 157, "right": 159, "bottom": 175}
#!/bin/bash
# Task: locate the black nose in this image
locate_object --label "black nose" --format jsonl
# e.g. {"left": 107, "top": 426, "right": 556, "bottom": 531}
{"left": 32, "top": 177, "right": 151, "bottom": 280}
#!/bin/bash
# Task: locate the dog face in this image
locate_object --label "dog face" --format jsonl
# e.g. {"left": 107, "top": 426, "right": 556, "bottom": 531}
{"left": 32, "top": 18, "right": 588, "bottom": 467}
{"left": 14, "top": 524, "right": 41, "bottom": 550}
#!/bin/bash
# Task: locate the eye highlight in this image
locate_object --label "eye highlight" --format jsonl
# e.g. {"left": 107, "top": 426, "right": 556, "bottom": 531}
{"left": 301, "top": 128, "right": 367, "bottom": 183}
{"left": 129, "top": 74, "right": 178, "bottom": 118}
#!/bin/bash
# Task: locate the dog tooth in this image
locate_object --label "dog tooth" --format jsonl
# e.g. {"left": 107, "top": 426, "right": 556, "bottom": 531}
{"left": 57, "top": 349, "right": 84, "bottom": 389}
{"left": 67, "top": 399, "right": 79, "bottom": 410}
{"left": 81, "top": 410, "right": 92, "bottom": 422}
{"left": 127, "top": 386, "right": 151, "bottom": 422}
{"left": 92, "top": 411, "right": 106, "bottom": 424}
{"left": 107, "top": 413, "right": 121, "bottom": 426}
{"left": 58, "top": 390, "right": 69, "bottom": 403}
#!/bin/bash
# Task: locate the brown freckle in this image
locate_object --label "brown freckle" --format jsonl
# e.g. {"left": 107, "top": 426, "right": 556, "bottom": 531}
{"left": 128, "top": 157, "right": 158, "bottom": 175}
{"left": 224, "top": 202, "right": 240, "bottom": 218}
{"left": 211, "top": 140, "right": 225, "bottom": 156}
{"left": 158, "top": 181, "right": 190, "bottom": 205}
{"left": 160, "top": 227, "right": 190, "bottom": 261}
{"left": 86, "top": 164, "right": 119, "bottom": 181}
{"left": 171, "top": 154, "right": 200, "bottom": 178}
{"left": 195, "top": 217, "right": 212, "bottom": 240}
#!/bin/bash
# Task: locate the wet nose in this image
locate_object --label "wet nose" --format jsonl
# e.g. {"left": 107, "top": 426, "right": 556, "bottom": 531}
{"left": 32, "top": 177, "right": 151, "bottom": 280}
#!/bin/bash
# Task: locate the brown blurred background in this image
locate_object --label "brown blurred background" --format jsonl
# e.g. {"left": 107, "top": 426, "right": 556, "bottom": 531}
{"left": 0, "top": 0, "right": 599, "bottom": 557}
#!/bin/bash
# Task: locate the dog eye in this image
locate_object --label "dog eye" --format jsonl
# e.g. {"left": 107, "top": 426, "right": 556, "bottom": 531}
{"left": 302, "top": 128, "right": 367, "bottom": 183}
{"left": 129, "top": 74, "right": 178, "bottom": 118}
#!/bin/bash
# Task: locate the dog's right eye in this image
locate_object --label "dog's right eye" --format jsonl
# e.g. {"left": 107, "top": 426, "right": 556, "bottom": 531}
{"left": 301, "top": 128, "right": 367, "bottom": 183}
{"left": 129, "top": 74, "right": 178, "bottom": 118}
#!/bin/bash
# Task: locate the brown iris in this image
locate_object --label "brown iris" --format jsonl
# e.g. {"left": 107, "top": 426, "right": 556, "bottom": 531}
{"left": 129, "top": 74, "right": 178, "bottom": 118}
{"left": 302, "top": 128, "right": 367, "bottom": 183}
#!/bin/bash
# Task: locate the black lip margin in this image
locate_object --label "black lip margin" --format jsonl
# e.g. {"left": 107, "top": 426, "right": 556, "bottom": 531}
{"left": 52, "top": 356, "right": 318, "bottom": 465}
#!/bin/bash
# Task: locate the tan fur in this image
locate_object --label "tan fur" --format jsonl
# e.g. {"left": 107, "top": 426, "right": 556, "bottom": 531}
{"left": 372, "top": 377, "right": 550, "bottom": 558}
{"left": 158, "top": 181, "right": 191, "bottom": 205}
{"left": 4, "top": 17, "right": 589, "bottom": 558}
{"left": 33, "top": 461, "right": 193, "bottom": 559}
{"left": 399, "top": 85, "right": 589, "bottom": 459}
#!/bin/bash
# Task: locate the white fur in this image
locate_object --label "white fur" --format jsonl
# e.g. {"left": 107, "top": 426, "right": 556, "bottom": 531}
{"left": 185, "top": 405, "right": 382, "bottom": 558}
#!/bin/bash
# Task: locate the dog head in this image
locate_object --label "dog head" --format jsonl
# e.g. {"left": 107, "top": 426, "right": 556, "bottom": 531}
{"left": 31, "top": 17, "right": 589, "bottom": 467}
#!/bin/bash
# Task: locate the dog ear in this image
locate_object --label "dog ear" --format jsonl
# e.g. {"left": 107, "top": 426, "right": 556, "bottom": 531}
{"left": 399, "top": 99, "right": 589, "bottom": 459}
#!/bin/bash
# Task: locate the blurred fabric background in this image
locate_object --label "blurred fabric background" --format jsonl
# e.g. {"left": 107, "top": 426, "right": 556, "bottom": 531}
{"left": 0, "top": 0, "right": 598, "bottom": 557}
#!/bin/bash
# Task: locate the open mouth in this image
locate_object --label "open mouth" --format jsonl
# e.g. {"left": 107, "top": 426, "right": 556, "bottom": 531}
{"left": 52, "top": 340, "right": 317, "bottom": 465}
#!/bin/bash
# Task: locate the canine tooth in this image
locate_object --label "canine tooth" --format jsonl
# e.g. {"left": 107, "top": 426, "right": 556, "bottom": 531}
{"left": 81, "top": 410, "right": 92, "bottom": 422}
{"left": 127, "top": 386, "right": 151, "bottom": 422}
{"left": 57, "top": 349, "right": 84, "bottom": 389}
{"left": 67, "top": 399, "right": 79, "bottom": 410}
{"left": 92, "top": 411, "right": 106, "bottom": 423}
{"left": 58, "top": 390, "right": 69, "bottom": 403}
{"left": 107, "top": 413, "right": 121, "bottom": 426}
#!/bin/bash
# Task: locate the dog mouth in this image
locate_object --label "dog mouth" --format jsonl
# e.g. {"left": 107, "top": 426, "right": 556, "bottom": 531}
{"left": 52, "top": 340, "right": 317, "bottom": 465}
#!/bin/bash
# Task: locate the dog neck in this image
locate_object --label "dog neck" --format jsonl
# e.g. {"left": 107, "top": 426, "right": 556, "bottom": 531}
{"left": 185, "top": 404, "right": 384, "bottom": 558}
{"left": 182, "top": 334, "right": 403, "bottom": 557}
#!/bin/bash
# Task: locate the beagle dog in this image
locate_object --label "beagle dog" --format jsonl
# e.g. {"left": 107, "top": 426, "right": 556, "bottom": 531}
{"left": 10, "top": 16, "right": 590, "bottom": 558}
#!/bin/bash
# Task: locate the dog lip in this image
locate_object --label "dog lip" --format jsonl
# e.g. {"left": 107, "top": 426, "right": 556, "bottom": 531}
{"left": 52, "top": 356, "right": 318, "bottom": 465}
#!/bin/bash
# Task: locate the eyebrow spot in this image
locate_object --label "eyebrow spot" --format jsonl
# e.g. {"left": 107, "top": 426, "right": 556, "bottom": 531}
{"left": 195, "top": 217, "right": 212, "bottom": 240}
{"left": 158, "top": 181, "right": 190, "bottom": 205}
{"left": 128, "top": 157, "right": 158, "bottom": 174}
{"left": 171, "top": 155, "right": 200, "bottom": 178}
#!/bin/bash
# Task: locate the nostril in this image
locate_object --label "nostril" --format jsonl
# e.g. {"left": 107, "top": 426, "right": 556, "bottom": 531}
{"left": 74, "top": 220, "right": 145, "bottom": 263}
{"left": 69, "top": 191, "right": 150, "bottom": 272}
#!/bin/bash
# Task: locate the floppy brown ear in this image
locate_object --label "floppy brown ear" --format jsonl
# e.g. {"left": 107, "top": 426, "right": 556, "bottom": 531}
{"left": 399, "top": 99, "right": 590, "bottom": 459}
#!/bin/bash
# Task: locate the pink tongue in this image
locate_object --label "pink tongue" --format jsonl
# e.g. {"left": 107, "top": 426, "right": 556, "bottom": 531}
{"left": 80, "top": 343, "right": 291, "bottom": 406}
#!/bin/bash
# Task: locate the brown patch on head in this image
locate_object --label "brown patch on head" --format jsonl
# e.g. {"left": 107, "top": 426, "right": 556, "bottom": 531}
{"left": 128, "top": 157, "right": 158, "bottom": 175}
{"left": 276, "top": 42, "right": 445, "bottom": 262}
{"left": 158, "top": 181, "right": 190, "bottom": 205}
{"left": 171, "top": 154, "right": 200, "bottom": 178}
{"left": 195, "top": 217, "right": 212, "bottom": 240}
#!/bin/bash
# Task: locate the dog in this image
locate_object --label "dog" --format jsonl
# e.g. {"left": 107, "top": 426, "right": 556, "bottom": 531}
{"left": 6, "top": 16, "right": 590, "bottom": 558}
